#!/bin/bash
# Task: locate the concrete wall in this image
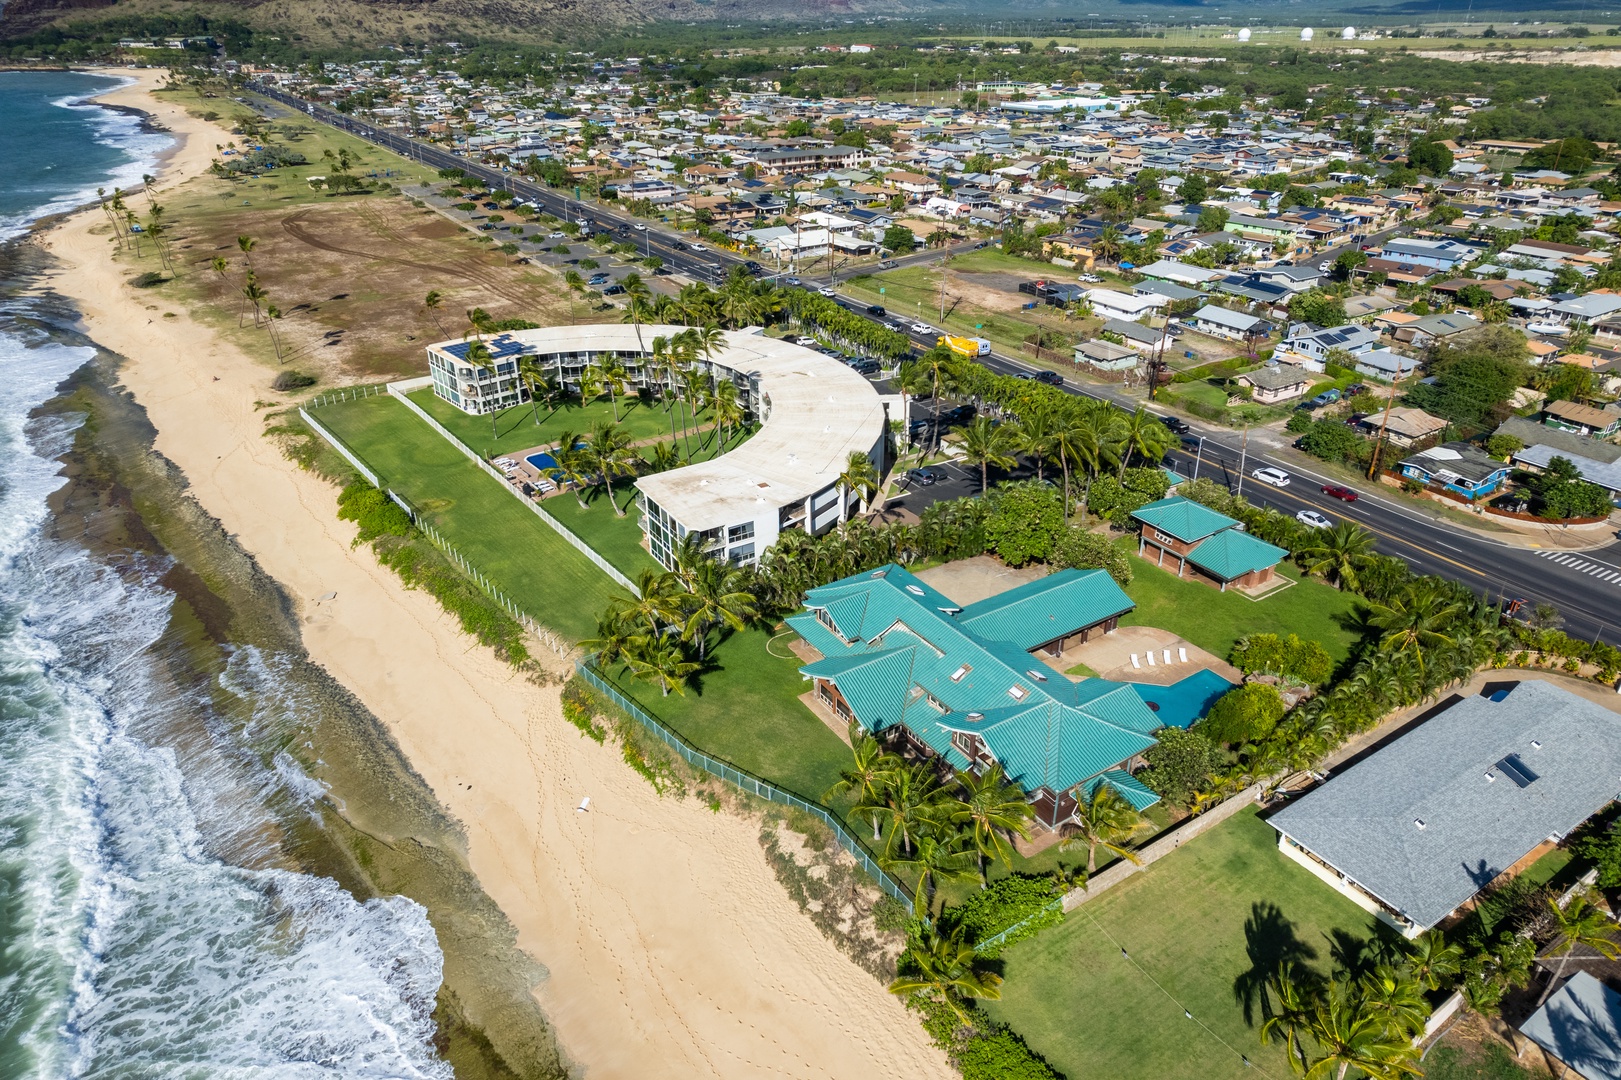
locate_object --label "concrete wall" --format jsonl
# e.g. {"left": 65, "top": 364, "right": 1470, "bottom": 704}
{"left": 1061, "top": 785, "right": 1262, "bottom": 912}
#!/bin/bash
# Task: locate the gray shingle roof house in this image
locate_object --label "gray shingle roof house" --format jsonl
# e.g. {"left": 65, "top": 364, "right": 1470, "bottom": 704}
{"left": 1270, "top": 681, "right": 1621, "bottom": 936}
{"left": 1520, "top": 972, "right": 1621, "bottom": 1080}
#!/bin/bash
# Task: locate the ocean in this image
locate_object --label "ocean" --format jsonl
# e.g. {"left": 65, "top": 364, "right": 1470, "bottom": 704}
{"left": 0, "top": 72, "right": 562, "bottom": 1079}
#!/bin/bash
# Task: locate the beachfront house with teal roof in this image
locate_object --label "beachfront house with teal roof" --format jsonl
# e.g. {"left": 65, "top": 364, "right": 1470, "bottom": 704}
{"left": 1131, "top": 495, "right": 1288, "bottom": 591}
{"left": 788, "top": 564, "right": 1171, "bottom": 827}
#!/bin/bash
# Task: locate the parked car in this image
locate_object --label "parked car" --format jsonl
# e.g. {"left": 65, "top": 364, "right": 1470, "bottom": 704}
{"left": 1320, "top": 485, "right": 1359, "bottom": 503}
{"left": 1296, "top": 510, "right": 1332, "bottom": 529}
{"left": 973, "top": 240, "right": 990, "bottom": 249}
{"left": 906, "top": 467, "right": 945, "bottom": 486}
{"left": 1078, "top": 273, "right": 1102, "bottom": 283}
{"left": 865, "top": 304, "right": 886, "bottom": 316}
{"left": 1309, "top": 388, "right": 1342, "bottom": 408}
{"left": 547, "top": 231, "right": 565, "bottom": 239}
{"left": 602, "top": 284, "right": 626, "bottom": 295}
{"left": 1317, "top": 261, "right": 1331, "bottom": 272}
{"left": 1252, "top": 466, "right": 1291, "bottom": 488}
{"left": 1162, "top": 417, "right": 1190, "bottom": 435}
{"left": 846, "top": 358, "right": 881, "bottom": 375}
{"left": 587, "top": 273, "right": 611, "bottom": 285}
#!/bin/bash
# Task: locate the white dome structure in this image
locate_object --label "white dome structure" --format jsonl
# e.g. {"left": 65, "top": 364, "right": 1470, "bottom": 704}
{"left": 1341, "top": 25, "right": 1356, "bottom": 39}
{"left": 1300, "top": 27, "right": 1315, "bottom": 41}
{"left": 1237, "top": 27, "right": 1252, "bottom": 41}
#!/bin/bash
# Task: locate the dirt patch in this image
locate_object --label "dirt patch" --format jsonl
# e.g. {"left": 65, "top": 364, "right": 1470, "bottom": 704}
{"left": 167, "top": 193, "right": 569, "bottom": 384}
{"left": 1414, "top": 48, "right": 1621, "bottom": 67}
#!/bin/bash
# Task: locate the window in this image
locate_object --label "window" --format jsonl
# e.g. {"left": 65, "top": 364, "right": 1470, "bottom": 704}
{"left": 727, "top": 521, "right": 755, "bottom": 543}
{"left": 1008, "top": 684, "right": 1028, "bottom": 701}
{"left": 1153, "top": 529, "right": 1176, "bottom": 546}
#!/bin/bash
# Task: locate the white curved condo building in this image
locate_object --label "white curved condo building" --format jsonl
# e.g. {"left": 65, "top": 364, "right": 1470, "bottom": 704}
{"left": 426, "top": 325, "right": 890, "bottom": 569}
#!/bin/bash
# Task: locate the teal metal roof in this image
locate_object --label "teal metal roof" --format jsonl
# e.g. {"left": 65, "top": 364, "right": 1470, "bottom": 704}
{"left": 796, "top": 563, "right": 1165, "bottom": 801}
{"left": 1096, "top": 768, "right": 1161, "bottom": 811}
{"left": 1185, "top": 529, "right": 1288, "bottom": 581}
{"left": 955, "top": 569, "right": 1134, "bottom": 651}
{"left": 1130, "top": 495, "right": 1238, "bottom": 543}
{"left": 1163, "top": 467, "right": 1187, "bottom": 489}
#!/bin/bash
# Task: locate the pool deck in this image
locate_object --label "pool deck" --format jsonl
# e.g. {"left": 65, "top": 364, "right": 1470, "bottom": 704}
{"left": 1041, "top": 625, "right": 1242, "bottom": 687}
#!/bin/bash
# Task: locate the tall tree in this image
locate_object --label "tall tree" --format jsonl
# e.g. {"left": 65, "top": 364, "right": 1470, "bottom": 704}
{"left": 954, "top": 416, "right": 1016, "bottom": 494}
{"left": 836, "top": 450, "right": 880, "bottom": 522}
{"left": 1299, "top": 522, "right": 1377, "bottom": 591}
{"left": 1535, "top": 892, "right": 1621, "bottom": 1007}
{"left": 948, "top": 765, "right": 1034, "bottom": 886}
{"left": 586, "top": 419, "right": 639, "bottom": 517}
{"left": 827, "top": 726, "right": 900, "bottom": 841}
{"left": 1059, "top": 784, "right": 1143, "bottom": 874}
{"left": 888, "top": 924, "right": 1003, "bottom": 1024}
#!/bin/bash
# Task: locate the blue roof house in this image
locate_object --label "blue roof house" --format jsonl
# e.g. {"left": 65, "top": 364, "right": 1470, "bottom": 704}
{"left": 788, "top": 564, "right": 1173, "bottom": 828}
{"left": 1398, "top": 442, "right": 1511, "bottom": 501}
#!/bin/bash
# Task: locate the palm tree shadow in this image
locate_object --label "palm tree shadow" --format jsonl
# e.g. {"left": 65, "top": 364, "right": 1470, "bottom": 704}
{"left": 1233, "top": 901, "right": 1319, "bottom": 1027}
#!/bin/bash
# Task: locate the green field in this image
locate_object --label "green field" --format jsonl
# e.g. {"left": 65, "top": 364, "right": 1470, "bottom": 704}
{"left": 984, "top": 808, "right": 1380, "bottom": 1080}
{"left": 1120, "top": 545, "right": 1364, "bottom": 664}
{"left": 407, "top": 386, "right": 709, "bottom": 461}
{"left": 312, "top": 394, "right": 625, "bottom": 640}
{"left": 538, "top": 493, "right": 660, "bottom": 578}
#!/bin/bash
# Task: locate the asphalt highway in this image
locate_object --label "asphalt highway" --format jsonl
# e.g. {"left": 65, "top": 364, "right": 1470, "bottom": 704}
{"left": 251, "top": 84, "right": 1621, "bottom": 647}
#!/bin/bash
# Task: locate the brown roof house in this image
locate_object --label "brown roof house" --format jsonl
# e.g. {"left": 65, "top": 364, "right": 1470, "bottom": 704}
{"left": 1237, "top": 361, "right": 1313, "bottom": 405}
{"left": 1358, "top": 406, "right": 1448, "bottom": 449}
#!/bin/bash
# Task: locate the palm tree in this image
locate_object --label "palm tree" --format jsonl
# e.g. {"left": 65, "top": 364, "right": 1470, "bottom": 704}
{"left": 1300, "top": 979, "right": 1421, "bottom": 1080}
{"left": 888, "top": 924, "right": 1003, "bottom": 1024}
{"left": 1368, "top": 581, "right": 1464, "bottom": 669}
{"left": 1359, "top": 964, "right": 1431, "bottom": 1040}
{"left": 709, "top": 379, "right": 745, "bottom": 451}
{"left": 589, "top": 353, "right": 632, "bottom": 421}
{"left": 463, "top": 339, "right": 501, "bottom": 439}
{"left": 1012, "top": 403, "right": 1058, "bottom": 482}
{"left": 1403, "top": 932, "right": 1462, "bottom": 994}
{"left": 1059, "top": 784, "right": 1143, "bottom": 874}
{"left": 836, "top": 450, "right": 880, "bottom": 522}
{"left": 542, "top": 431, "right": 593, "bottom": 509}
{"left": 580, "top": 609, "right": 636, "bottom": 666}
{"left": 1260, "top": 961, "right": 1318, "bottom": 1075}
{"left": 621, "top": 272, "right": 652, "bottom": 351}
{"left": 680, "top": 559, "right": 757, "bottom": 660}
{"left": 1093, "top": 225, "right": 1123, "bottom": 266}
{"left": 617, "top": 567, "right": 682, "bottom": 634}
{"left": 1067, "top": 406, "right": 1124, "bottom": 523}
{"left": 517, "top": 355, "right": 558, "bottom": 426}
{"left": 1535, "top": 891, "right": 1621, "bottom": 1007}
{"left": 954, "top": 416, "right": 1016, "bottom": 494}
{"left": 1115, "top": 406, "right": 1171, "bottom": 477}
{"left": 827, "top": 726, "right": 899, "bottom": 841}
{"left": 859, "top": 762, "right": 943, "bottom": 858}
{"left": 885, "top": 830, "right": 976, "bottom": 916}
{"left": 236, "top": 234, "right": 256, "bottom": 269}
{"left": 623, "top": 634, "right": 700, "bottom": 696}
{"left": 1299, "top": 522, "right": 1377, "bottom": 591}
{"left": 423, "top": 289, "right": 447, "bottom": 336}
{"left": 948, "top": 765, "right": 1034, "bottom": 886}
{"left": 586, "top": 419, "right": 639, "bottom": 516}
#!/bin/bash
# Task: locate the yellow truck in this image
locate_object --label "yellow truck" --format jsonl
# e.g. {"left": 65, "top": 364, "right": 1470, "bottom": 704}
{"left": 938, "top": 334, "right": 992, "bottom": 358}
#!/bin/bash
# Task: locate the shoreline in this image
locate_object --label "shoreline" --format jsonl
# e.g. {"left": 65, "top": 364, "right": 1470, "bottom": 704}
{"left": 38, "top": 68, "right": 951, "bottom": 1079}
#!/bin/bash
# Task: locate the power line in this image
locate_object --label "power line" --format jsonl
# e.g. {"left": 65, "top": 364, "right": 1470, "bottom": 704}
{"left": 1081, "top": 911, "right": 1281, "bottom": 1079}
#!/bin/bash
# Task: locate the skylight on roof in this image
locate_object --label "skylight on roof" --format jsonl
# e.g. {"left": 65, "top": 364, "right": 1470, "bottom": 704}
{"left": 1495, "top": 754, "right": 1539, "bottom": 788}
{"left": 950, "top": 665, "right": 971, "bottom": 682}
{"left": 1008, "top": 684, "right": 1028, "bottom": 701}
{"left": 1026, "top": 669, "right": 1048, "bottom": 682}
{"left": 906, "top": 585, "right": 925, "bottom": 596}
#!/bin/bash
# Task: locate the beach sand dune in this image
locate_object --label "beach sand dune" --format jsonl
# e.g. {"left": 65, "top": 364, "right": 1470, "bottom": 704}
{"left": 44, "top": 69, "right": 951, "bottom": 1080}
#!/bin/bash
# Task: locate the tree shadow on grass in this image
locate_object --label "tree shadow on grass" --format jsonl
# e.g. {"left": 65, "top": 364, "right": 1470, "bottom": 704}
{"left": 1233, "top": 901, "right": 1321, "bottom": 1027}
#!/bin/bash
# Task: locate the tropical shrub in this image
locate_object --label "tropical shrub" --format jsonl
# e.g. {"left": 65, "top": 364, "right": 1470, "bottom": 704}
{"left": 336, "top": 483, "right": 412, "bottom": 545}
{"left": 984, "top": 482, "right": 1064, "bottom": 567}
{"left": 1138, "top": 727, "right": 1222, "bottom": 806}
{"left": 1229, "top": 633, "right": 1334, "bottom": 685}
{"left": 941, "top": 875, "right": 1064, "bottom": 956}
{"left": 1050, "top": 528, "right": 1133, "bottom": 586}
{"left": 1198, "top": 683, "right": 1286, "bottom": 745}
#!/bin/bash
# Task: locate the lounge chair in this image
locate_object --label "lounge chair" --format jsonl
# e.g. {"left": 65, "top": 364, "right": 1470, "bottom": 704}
{"left": 1146, "top": 652, "right": 1156, "bottom": 667}
{"left": 1131, "top": 654, "right": 1140, "bottom": 669}
{"left": 1178, "top": 648, "right": 1188, "bottom": 664}
{"left": 1163, "top": 649, "right": 1172, "bottom": 665}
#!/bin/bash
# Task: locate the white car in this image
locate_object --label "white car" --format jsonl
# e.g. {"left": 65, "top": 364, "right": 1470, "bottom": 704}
{"left": 910, "top": 322, "right": 933, "bottom": 335}
{"left": 1078, "top": 274, "right": 1102, "bottom": 283}
{"left": 1295, "top": 510, "right": 1332, "bottom": 529}
{"left": 548, "top": 231, "right": 565, "bottom": 239}
{"left": 1317, "top": 261, "right": 1331, "bottom": 272}
{"left": 690, "top": 243, "right": 707, "bottom": 252}
{"left": 1252, "top": 466, "right": 1292, "bottom": 488}
{"left": 818, "top": 287, "right": 837, "bottom": 297}
{"left": 632, "top": 223, "right": 648, "bottom": 231}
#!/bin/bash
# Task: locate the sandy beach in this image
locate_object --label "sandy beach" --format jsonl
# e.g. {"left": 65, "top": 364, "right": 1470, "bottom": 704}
{"left": 42, "top": 69, "right": 950, "bottom": 1080}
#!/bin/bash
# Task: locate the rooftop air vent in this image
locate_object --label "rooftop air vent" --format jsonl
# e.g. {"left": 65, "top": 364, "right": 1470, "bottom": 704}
{"left": 1414, "top": 819, "right": 1426, "bottom": 830}
{"left": 966, "top": 712, "right": 984, "bottom": 722}
{"left": 1008, "top": 684, "right": 1028, "bottom": 701}
{"left": 1530, "top": 740, "right": 1543, "bottom": 750}
{"left": 1027, "top": 669, "right": 1049, "bottom": 682}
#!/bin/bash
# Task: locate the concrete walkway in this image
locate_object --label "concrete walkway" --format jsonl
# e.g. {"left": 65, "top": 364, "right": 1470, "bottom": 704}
{"left": 1050, "top": 625, "right": 1242, "bottom": 685}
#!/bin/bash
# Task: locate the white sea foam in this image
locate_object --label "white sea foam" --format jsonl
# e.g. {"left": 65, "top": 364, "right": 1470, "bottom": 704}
{"left": 0, "top": 79, "right": 174, "bottom": 243}
{"left": 0, "top": 321, "right": 452, "bottom": 1077}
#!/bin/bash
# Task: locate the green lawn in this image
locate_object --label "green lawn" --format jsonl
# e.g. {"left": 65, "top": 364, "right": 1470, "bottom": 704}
{"left": 984, "top": 808, "right": 1381, "bottom": 1080}
{"left": 537, "top": 493, "right": 660, "bottom": 578}
{"left": 602, "top": 627, "right": 853, "bottom": 805}
{"left": 1120, "top": 543, "right": 1363, "bottom": 664}
{"left": 313, "top": 394, "right": 626, "bottom": 640}
{"left": 408, "top": 386, "right": 704, "bottom": 461}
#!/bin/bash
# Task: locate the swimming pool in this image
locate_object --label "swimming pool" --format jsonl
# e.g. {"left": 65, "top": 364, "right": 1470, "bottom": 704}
{"left": 1127, "top": 669, "right": 1234, "bottom": 730}
{"left": 525, "top": 451, "right": 559, "bottom": 473}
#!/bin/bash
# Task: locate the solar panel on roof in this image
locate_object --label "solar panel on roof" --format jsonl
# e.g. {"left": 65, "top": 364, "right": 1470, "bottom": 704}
{"left": 1495, "top": 753, "right": 1539, "bottom": 788}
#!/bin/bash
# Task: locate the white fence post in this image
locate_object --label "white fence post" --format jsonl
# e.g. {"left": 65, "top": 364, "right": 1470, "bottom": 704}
{"left": 300, "top": 408, "right": 380, "bottom": 487}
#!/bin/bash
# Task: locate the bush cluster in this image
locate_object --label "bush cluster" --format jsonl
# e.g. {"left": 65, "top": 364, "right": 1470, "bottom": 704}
{"left": 1229, "top": 633, "right": 1335, "bottom": 685}
{"left": 939, "top": 876, "right": 1065, "bottom": 958}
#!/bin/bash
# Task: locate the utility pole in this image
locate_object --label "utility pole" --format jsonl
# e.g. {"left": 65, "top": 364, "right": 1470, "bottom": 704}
{"left": 1367, "top": 356, "right": 1406, "bottom": 480}
{"left": 1193, "top": 436, "right": 1205, "bottom": 481}
{"left": 1236, "top": 422, "right": 1250, "bottom": 497}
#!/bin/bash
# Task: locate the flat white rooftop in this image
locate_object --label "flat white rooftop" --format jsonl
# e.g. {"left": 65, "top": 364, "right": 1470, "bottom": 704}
{"left": 429, "top": 324, "right": 887, "bottom": 532}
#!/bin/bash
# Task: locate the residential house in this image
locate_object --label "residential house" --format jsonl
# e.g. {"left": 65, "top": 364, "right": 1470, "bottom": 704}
{"left": 789, "top": 565, "right": 1170, "bottom": 828}
{"left": 1543, "top": 399, "right": 1621, "bottom": 438}
{"left": 1130, "top": 496, "right": 1289, "bottom": 592}
{"left": 1395, "top": 312, "right": 1481, "bottom": 349}
{"left": 1074, "top": 338, "right": 1142, "bottom": 372}
{"left": 1190, "top": 305, "right": 1268, "bottom": 342}
{"left": 1100, "top": 319, "right": 1163, "bottom": 354}
{"left": 1398, "top": 441, "right": 1510, "bottom": 499}
{"left": 1376, "top": 237, "right": 1478, "bottom": 272}
{"left": 1223, "top": 215, "right": 1299, "bottom": 243}
{"left": 1519, "top": 972, "right": 1621, "bottom": 1080}
{"left": 1247, "top": 265, "right": 1325, "bottom": 293}
{"left": 1497, "top": 415, "right": 1621, "bottom": 505}
{"left": 1086, "top": 289, "right": 1166, "bottom": 323}
{"left": 1271, "top": 680, "right": 1621, "bottom": 936}
{"left": 1133, "top": 279, "right": 1205, "bottom": 313}
{"left": 1551, "top": 293, "right": 1621, "bottom": 330}
{"left": 1357, "top": 406, "right": 1447, "bottom": 449}
{"left": 1278, "top": 324, "right": 1385, "bottom": 371}
{"left": 1236, "top": 362, "right": 1313, "bottom": 404}
{"left": 1134, "top": 259, "right": 1224, "bottom": 287}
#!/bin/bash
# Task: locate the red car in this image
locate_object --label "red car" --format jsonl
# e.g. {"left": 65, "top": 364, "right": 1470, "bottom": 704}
{"left": 1321, "top": 485, "right": 1359, "bottom": 503}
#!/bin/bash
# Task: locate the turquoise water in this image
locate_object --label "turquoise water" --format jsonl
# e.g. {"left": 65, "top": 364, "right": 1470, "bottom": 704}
{"left": 0, "top": 71, "right": 171, "bottom": 242}
{"left": 1128, "top": 669, "right": 1235, "bottom": 730}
